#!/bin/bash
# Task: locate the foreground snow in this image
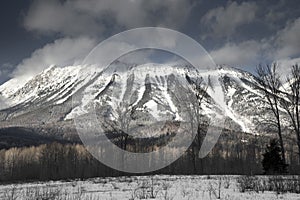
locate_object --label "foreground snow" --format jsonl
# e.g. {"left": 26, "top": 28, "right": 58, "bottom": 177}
{"left": 0, "top": 175, "right": 300, "bottom": 200}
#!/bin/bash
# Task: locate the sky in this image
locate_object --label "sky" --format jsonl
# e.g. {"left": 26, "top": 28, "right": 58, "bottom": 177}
{"left": 0, "top": 0, "right": 299, "bottom": 84}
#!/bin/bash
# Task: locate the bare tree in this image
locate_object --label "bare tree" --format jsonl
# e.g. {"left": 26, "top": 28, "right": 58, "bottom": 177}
{"left": 114, "top": 101, "right": 132, "bottom": 151}
{"left": 282, "top": 64, "right": 300, "bottom": 163}
{"left": 174, "top": 75, "right": 208, "bottom": 174}
{"left": 257, "top": 63, "right": 287, "bottom": 165}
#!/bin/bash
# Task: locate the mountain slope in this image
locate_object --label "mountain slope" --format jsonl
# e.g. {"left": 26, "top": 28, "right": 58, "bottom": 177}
{"left": 0, "top": 63, "right": 289, "bottom": 139}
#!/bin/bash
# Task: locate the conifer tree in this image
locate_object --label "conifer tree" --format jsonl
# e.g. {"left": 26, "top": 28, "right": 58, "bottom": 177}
{"left": 262, "top": 139, "right": 288, "bottom": 174}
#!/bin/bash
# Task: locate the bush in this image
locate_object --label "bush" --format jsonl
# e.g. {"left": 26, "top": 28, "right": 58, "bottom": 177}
{"left": 237, "top": 175, "right": 300, "bottom": 194}
{"left": 236, "top": 176, "right": 263, "bottom": 193}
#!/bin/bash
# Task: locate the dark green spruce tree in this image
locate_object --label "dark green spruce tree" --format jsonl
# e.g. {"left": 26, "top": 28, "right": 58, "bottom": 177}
{"left": 262, "top": 139, "right": 288, "bottom": 174}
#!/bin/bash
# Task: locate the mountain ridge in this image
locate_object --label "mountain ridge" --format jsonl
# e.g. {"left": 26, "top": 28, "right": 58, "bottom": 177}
{"left": 0, "top": 63, "right": 290, "bottom": 140}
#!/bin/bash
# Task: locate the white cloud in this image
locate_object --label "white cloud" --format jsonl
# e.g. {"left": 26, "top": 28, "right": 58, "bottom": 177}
{"left": 12, "top": 37, "right": 97, "bottom": 78}
{"left": 24, "top": 1, "right": 103, "bottom": 37}
{"left": 117, "top": 50, "right": 154, "bottom": 65}
{"left": 206, "top": 15, "right": 300, "bottom": 70}
{"left": 0, "top": 63, "right": 12, "bottom": 107}
{"left": 277, "top": 57, "right": 300, "bottom": 67}
{"left": 209, "top": 40, "right": 262, "bottom": 68}
{"left": 273, "top": 17, "right": 300, "bottom": 59}
{"left": 0, "top": 63, "right": 14, "bottom": 78}
{"left": 277, "top": 57, "right": 300, "bottom": 78}
{"left": 201, "top": 1, "right": 257, "bottom": 38}
{"left": 24, "top": 0, "right": 193, "bottom": 37}
{"left": 16, "top": 0, "right": 299, "bottom": 79}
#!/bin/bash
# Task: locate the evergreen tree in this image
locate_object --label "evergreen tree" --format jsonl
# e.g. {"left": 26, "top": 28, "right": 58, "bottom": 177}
{"left": 262, "top": 139, "right": 288, "bottom": 174}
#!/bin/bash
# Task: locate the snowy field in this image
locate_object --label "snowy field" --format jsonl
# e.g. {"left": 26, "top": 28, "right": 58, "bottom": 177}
{"left": 1, "top": 175, "right": 300, "bottom": 200}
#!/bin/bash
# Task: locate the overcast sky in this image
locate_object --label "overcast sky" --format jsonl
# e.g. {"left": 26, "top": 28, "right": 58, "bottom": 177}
{"left": 0, "top": 0, "right": 299, "bottom": 84}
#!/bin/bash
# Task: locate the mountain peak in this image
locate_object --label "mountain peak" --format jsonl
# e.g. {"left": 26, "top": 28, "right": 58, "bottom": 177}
{"left": 0, "top": 63, "right": 288, "bottom": 135}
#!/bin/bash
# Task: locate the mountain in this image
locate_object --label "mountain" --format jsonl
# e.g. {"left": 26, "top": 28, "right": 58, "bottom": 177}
{"left": 0, "top": 63, "right": 289, "bottom": 142}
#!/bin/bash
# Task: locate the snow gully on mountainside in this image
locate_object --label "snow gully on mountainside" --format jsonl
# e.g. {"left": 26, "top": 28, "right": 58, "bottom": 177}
{"left": 0, "top": 64, "right": 290, "bottom": 134}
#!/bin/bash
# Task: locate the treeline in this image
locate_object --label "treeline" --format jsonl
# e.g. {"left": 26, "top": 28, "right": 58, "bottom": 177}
{"left": 1, "top": 128, "right": 300, "bottom": 182}
{"left": 0, "top": 143, "right": 107, "bottom": 181}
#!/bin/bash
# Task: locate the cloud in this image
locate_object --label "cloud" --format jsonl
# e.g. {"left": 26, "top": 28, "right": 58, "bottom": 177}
{"left": 206, "top": 14, "right": 300, "bottom": 71}
{"left": 277, "top": 57, "right": 300, "bottom": 67}
{"left": 209, "top": 40, "right": 262, "bottom": 69}
{"left": 24, "top": 1, "right": 103, "bottom": 37}
{"left": 24, "top": 0, "right": 193, "bottom": 37}
{"left": 201, "top": 1, "right": 257, "bottom": 38}
{"left": 273, "top": 17, "right": 300, "bottom": 59}
{"left": 0, "top": 64, "right": 12, "bottom": 107}
{"left": 0, "top": 63, "right": 14, "bottom": 84}
{"left": 12, "top": 37, "right": 97, "bottom": 78}
{"left": 0, "top": 63, "right": 14, "bottom": 77}
{"left": 277, "top": 57, "right": 300, "bottom": 78}
{"left": 15, "top": 0, "right": 300, "bottom": 79}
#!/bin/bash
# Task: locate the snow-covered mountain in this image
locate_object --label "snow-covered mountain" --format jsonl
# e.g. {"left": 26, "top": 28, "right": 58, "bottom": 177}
{"left": 0, "top": 63, "right": 288, "bottom": 138}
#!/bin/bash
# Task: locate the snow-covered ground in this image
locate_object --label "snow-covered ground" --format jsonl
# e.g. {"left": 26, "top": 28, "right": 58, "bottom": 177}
{"left": 1, "top": 175, "right": 300, "bottom": 200}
